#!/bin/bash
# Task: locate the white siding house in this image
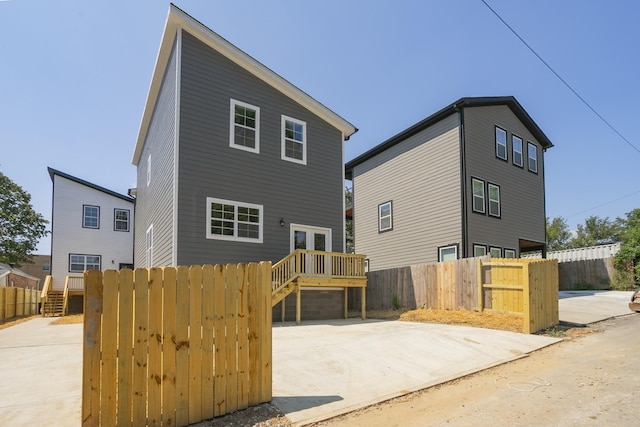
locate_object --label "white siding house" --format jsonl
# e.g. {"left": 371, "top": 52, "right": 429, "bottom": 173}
{"left": 49, "top": 168, "right": 135, "bottom": 290}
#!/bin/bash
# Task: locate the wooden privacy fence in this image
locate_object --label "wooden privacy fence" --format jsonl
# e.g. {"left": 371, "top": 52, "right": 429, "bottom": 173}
{"left": 558, "top": 258, "right": 615, "bottom": 290}
{"left": 0, "top": 287, "right": 39, "bottom": 321}
{"left": 478, "top": 258, "right": 559, "bottom": 334}
{"left": 82, "top": 262, "right": 272, "bottom": 427}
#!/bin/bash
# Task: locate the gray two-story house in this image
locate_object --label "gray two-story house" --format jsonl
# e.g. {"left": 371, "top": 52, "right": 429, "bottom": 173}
{"left": 345, "top": 96, "right": 553, "bottom": 271}
{"left": 132, "top": 5, "right": 357, "bottom": 275}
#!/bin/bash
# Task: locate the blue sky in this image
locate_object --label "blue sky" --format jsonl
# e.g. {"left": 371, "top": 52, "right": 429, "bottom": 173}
{"left": 1, "top": 0, "right": 639, "bottom": 254}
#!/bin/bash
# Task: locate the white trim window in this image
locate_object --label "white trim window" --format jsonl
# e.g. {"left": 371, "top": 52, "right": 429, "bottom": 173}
{"left": 114, "top": 209, "right": 130, "bottom": 232}
{"left": 527, "top": 142, "right": 538, "bottom": 173}
{"left": 473, "top": 244, "right": 487, "bottom": 257}
{"left": 147, "top": 154, "right": 151, "bottom": 186}
{"left": 472, "top": 178, "right": 485, "bottom": 214}
{"left": 230, "top": 99, "right": 260, "bottom": 153}
{"left": 206, "top": 197, "right": 263, "bottom": 243}
{"left": 490, "top": 247, "right": 502, "bottom": 258}
{"left": 146, "top": 225, "right": 153, "bottom": 268}
{"left": 512, "top": 135, "right": 523, "bottom": 167}
{"left": 495, "top": 126, "right": 507, "bottom": 160}
{"left": 69, "top": 254, "right": 101, "bottom": 273}
{"left": 378, "top": 201, "right": 393, "bottom": 232}
{"left": 83, "top": 205, "right": 100, "bottom": 229}
{"left": 504, "top": 249, "right": 516, "bottom": 258}
{"left": 488, "top": 183, "right": 501, "bottom": 218}
{"left": 281, "top": 115, "right": 307, "bottom": 165}
{"left": 438, "top": 245, "right": 458, "bottom": 262}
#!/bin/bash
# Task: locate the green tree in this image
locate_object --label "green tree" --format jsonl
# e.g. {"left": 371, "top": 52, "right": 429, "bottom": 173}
{"left": 0, "top": 171, "right": 49, "bottom": 266}
{"left": 568, "top": 215, "right": 621, "bottom": 249}
{"left": 345, "top": 186, "right": 354, "bottom": 253}
{"left": 614, "top": 208, "right": 640, "bottom": 285}
{"left": 546, "top": 216, "right": 572, "bottom": 251}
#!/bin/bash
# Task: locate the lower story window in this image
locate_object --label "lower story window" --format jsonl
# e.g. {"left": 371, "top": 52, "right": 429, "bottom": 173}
{"left": 490, "top": 247, "right": 502, "bottom": 258}
{"left": 473, "top": 244, "right": 487, "bottom": 257}
{"left": 206, "top": 197, "right": 263, "bottom": 243}
{"left": 504, "top": 248, "right": 516, "bottom": 258}
{"left": 438, "top": 245, "right": 458, "bottom": 262}
{"left": 69, "top": 254, "right": 101, "bottom": 273}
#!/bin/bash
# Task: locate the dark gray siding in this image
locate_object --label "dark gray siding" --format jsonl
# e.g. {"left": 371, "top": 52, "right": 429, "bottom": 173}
{"left": 352, "top": 113, "right": 462, "bottom": 270}
{"left": 134, "top": 38, "right": 178, "bottom": 267}
{"left": 176, "top": 31, "right": 345, "bottom": 265}
{"left": 463, "top": 105, "right": 546, "bottom": 256}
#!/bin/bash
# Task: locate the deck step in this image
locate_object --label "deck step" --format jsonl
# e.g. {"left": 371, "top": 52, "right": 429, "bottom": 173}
{"left": 42, "top": 291, "right": 66, "bottom": 317}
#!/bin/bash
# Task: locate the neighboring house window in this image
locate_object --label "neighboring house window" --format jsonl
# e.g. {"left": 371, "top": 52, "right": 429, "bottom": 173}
{"left": 512, "top": 135, "right": 523, "bottom": 167}
{"left": 230, "top": 99, "right": 260, "bottom": 153}
{"left": 504, "top": 249, "right": 516, "bottom": 258}
{"left": 69, "top": 254, "right": 101, "bottom": 273}
{"left": 83, "top": 205, "right": 100, "bottom": 229}
{"left": 473, "top": 244, "right": 487, "bottom": 257}
{"left": 42, "top": 262, "right": 50, "bottom": 272}
{"left": 495, "top": 126, "right": 507, "bottom": 160}
{"left": 527, "top": 142, "right": 538, "bottom": 173}
{"left": 147, "top": 154, "right": 151, "bottom": 186}
{"left": 114, "top": 209, "right": 130, "bottom": 232}
{"left": 378, "top": 201, "right": 393, "bottom": 232}
{"left": 488, "top": 183, "right": 501, "bottom": 218}
{"left": 206, "top": 197, "right": 263, "bottom": 243}
{"left": 281, "top": 115, "right": 307, "bottom": 165}
{"left": 472, "top": 178, "right": 485, "bottom": 214}
{"left": 438, "top": 245, "right": 458, "bottom": 262}
{"left": 146, "top": 225, "right": 153, "bottom": 268}
{"left": 490, "top": 247, "right": 502, "bottom": 258}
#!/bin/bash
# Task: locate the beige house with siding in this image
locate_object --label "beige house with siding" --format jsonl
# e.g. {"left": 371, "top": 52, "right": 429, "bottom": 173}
{"left": 345, "top": 96, "right": 553, "bottom": 271}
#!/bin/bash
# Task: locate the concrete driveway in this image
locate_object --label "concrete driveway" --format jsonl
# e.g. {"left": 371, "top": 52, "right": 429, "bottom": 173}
{"left": 0, "top": 290, "right": 634, "bottom": 426}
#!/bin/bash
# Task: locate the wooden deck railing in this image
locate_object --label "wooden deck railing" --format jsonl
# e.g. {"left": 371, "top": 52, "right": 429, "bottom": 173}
{"left": 66, "top": 276, "right": 84, "bottom": 292}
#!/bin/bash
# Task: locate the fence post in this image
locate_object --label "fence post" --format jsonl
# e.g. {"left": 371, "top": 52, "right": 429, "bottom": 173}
{"left": 522, "top": 261, "right": 531, "bottom": 334}
{"left": 477, "top": 259, "right": 484, "bottom": 312}
{"left": 82, "top": 270, "right": 103, "bottom": 426}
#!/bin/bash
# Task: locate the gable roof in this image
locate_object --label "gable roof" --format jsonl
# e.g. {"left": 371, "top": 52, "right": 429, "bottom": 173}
{"left": 48, "top": 167, "right": 135, "bottom": 203}
{"left": 345, "top": 96, "right": 553, "bottom": 179}
{"left": 0, "top": 263, "right": 41, "bottom": 282}
{"left": 132, "top": 3, "right": 358, "bottom": 165}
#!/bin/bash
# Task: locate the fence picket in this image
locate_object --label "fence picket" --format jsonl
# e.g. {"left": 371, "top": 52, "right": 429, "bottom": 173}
{"left": 175, "top": 266, "right": 190, "bottom": 426}
{"left": 147, "top": 267, "right": 163, "bottom": 425}
{"left": 100, "top": 270, "right": 118, "bottom": 426}
{"left": 201, "top": 265, "right": 215, "bottom": 421}
{"left": 162, "top": 267, "right": 177, "bottom": 426}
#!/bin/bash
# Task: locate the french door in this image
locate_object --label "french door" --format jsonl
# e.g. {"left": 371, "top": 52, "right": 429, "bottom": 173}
{"left": 290, "top": 224, "right": 332, "bottom": 274}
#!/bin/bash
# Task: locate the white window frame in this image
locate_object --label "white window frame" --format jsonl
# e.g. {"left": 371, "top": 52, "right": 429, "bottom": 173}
{"left": 495, "top": 126, "right": 507, "bottom": 160}
{"left": 488, "top": 183, "right": 501, "bottom": 218}
{"left": 473, "top": 244, "right": 487, "bottom": 257}
{"left": 438, "top": 245, "right": 458, "bottom": 262}
{"left": 490, "top": 246, "right": 502, "bottom": 258}
{"left": 206, "top": 197, "right": 263, "bottom": 243}
{"left": 147, "top": 154, "right": 151, "bottom": 186}
{"left": 69, "top": 254, "right": 101, "bottom": 273}
{"left": 512, "top": 135, "right": 523, "bottom": 167}
{"left": 378, "top": 201, "right": 393, "bottom": 232}
{"left": 281, "top": 115, "right": 307, "bottom": 165}
{"left": 527, "top": 142, "right": 538, "bottom": 173}
{"left": 504, "top": 249, "right": 516, "bottom": 258}
{"left": 146, "top": 225, "right": 153, "bottom": 268}
{"left": 83, "top": 205, "right": 100, "bottom": 229}
{"left": 229, "top": 99, "right": 260, "bottom": 153}
{"left": 472, "top": 178, "right": 485, "bottom": 214}
{"left": 114, "top": 208, "right": 130, "bottom": 232}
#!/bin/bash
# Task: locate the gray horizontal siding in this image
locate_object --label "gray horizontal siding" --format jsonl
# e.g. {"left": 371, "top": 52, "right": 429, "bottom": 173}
{"left": 176, "top": 31, "right": 345, "bottom": 265}
{"left": 134, "top": 38, "right": 177, "bottom": 267}
{"left": 352, "top": 113, "right": 462, "bottom": 270}
{"left": 463, "top": 105, "right": 546, "bottom": 256}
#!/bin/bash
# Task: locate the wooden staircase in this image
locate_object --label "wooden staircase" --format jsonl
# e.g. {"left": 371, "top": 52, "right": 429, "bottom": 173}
{"left": 42, "top": 290, "right": 65, "bottom": 317}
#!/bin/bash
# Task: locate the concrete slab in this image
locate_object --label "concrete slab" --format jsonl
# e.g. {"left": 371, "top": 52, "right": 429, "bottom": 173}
{"left": 271, "top": 319, "right": 560, "bottom": 425}
{"left": 0, "top": 317, "right": 82, "bottom": 427}
{"left": 559, "top": 290, "right": 634, "bottom": 325}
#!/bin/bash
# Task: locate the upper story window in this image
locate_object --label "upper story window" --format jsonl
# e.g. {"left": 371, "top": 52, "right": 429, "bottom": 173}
{"left": 146, "top": 154, "right": 151, "bottom": 186}
{"left": 146, "top": 225, "right": 153, "bottom": 268}
{"left": 69, "top": 254, "right": 101, "bottom": 273}
{"left": 378, "top": 201, "right": 393, "bottom": 233}
{"left": 114, "top": 209, "right": 130, "bottom": 232}
{"left": 512, "top": 135, "right": 523, "bottom": 167}
{"left": 206, "top": 197, "right": 263, "bottom": 243}
{"left": 42, "top": 261, "right": 51, "bottom": 272}
{"left": 472, "top": 178, "right": 485, "bottom": 214}
{"left": 281, "top": 116, "right": 307, "bottom": 165}
{"left": 488, "top": 183, "right": 501, "bottom": 218}
{"left": 230, "top": 99, "right": 260, "bottom": 153}
{"left": 495, "top": 126, "right": 507, "bottom": 161}
{"left": 83, "top": 205, "right": 100, "bottom": 229}
{"left": 527, "top": 142, "right": 538, "bottom": 173}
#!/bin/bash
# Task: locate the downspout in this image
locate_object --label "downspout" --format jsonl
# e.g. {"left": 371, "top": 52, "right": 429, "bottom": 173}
{"left": 457, "top": 106, "right": 468, "bottom": 258}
